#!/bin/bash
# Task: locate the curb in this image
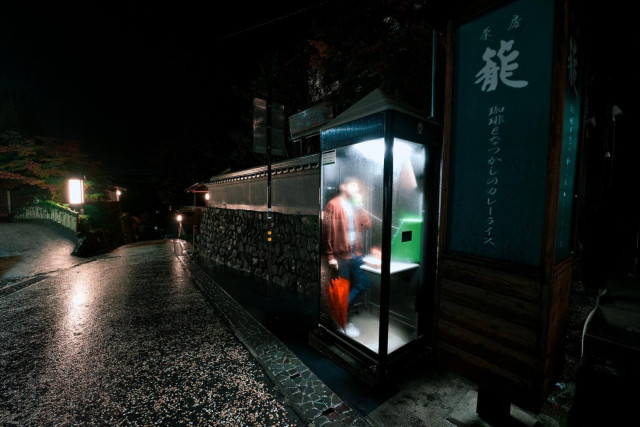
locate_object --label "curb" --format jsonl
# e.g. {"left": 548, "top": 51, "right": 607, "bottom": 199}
{"left": 174, "top": 239, "right": 370, "bottom": 426}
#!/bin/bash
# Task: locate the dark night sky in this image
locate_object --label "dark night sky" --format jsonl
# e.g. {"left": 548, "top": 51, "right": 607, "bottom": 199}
{"left": 0, "top": 1, "right": 321, "bottom": 174}
{"left": 1, "top": 1, "right": 636, "bottom": 185}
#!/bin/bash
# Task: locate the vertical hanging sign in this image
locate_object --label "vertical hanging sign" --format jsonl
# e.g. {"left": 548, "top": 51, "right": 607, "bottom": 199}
{"left": 253, "top": 98, "right": 286, "bottom": 156}
{"left": 555, "top": 19, "right": 582, "bottom": 262}
{"left": 447, "top": 0, "right": 555, "bottom": 266}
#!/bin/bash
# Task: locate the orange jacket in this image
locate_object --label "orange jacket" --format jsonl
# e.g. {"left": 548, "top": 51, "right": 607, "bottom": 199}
{"left": 322, "top": 196, "right": 371, "bottom": 261}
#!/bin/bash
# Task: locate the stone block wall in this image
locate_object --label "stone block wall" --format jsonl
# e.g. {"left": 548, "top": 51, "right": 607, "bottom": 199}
{"left": 198, "top": 207, "right": 319, "bottom": 295}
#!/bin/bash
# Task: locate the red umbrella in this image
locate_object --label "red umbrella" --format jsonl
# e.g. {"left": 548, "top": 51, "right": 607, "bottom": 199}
{"left": 328, "top": 276, "right": 350, "bottom": 331}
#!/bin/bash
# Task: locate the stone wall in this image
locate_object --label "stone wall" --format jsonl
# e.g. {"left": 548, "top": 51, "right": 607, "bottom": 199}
{"left": 198, "top": 207, "right": 319, "bottom": 295}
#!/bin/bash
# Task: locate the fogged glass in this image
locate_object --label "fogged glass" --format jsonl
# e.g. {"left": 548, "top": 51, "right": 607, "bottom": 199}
{"left": 320, "top": 139, "right": 384, "bottom": 351}
{"left": 320, "top": 138, "right": 426, "bottom": 355}
{"left": 388, "top": 138, "right": 425, "bottom": 352}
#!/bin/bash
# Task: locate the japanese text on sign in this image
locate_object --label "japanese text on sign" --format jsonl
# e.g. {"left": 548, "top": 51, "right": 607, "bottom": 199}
{"left": 448, "top": 0, "right": 556, "bottom": 266}
{"left": 484, "top": 106, "right": 505, "bottom": 245}
{"left": 557, "top": 105, "right": 576, "bottom": 249}
{"left": 475, "top": 14, "right": 529, "bottom": 92}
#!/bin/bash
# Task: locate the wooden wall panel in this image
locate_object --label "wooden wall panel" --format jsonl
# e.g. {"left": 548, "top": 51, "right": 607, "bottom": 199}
{"left": 437, "top": 319, "right": 543, "bottom": 377}
{"left": 436, "top": 254, "right": 550, "bottom": 410}
{"left": 442, "top": 258, "right": 541, "bottom": 302}
{"left": 437, "top": 340, "right": 538, "bottom": 395}
{"left": 543, "top": 259, "right": 573, "bottom": 388}
{"left": 438, "top": 299, "right": 538, "bottom": 352}
{"left": 440, "top": 278, "right": 539, "bottom": 329}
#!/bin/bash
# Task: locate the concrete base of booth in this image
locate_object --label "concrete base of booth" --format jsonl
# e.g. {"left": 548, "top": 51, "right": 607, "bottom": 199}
{"left": 308, "top": 325, "right": 431, "bottom": 389}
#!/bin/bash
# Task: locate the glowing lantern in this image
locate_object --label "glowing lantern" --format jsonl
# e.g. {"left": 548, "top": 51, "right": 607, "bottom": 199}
{"left": 68, "top": 179, "right": 84, "bottom": 205}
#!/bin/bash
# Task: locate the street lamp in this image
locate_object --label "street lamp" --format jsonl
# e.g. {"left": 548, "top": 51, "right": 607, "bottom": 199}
{"left": 116, "top": 189, "right": 122, "bottom": 201}
{"left": 176, "top": 214, "right": 183, "bottom": 239}
{"left": 68, "top": 178, "right": 84, "bottom": 205}
{"left": 68, "top": 177, "right": 85, "bottom": 214}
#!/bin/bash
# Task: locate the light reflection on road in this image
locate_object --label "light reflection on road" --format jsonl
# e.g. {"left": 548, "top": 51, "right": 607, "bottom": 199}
{"left": 68, "top": 274, "right": 89, "bottom": 334}
{"left": 71, "top": 284, "right": 87, "bottom": 308}
{"left": 1, "top": 239, "right": 304, "bottom": 426}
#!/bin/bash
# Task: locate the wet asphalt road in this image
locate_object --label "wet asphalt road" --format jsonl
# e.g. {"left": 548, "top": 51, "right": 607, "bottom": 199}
{"left": 0, "top": 234, "right": 304, "bottom": 425}
{"left": 0, "top": 222, "right": 80, "bottom": 281}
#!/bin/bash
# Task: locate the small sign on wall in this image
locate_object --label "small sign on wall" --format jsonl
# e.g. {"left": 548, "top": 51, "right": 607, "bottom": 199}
{"left": 253, "top": 98, "right": 286, "bottom": 156}
{"left": 321, "top": 150, "right": 336, "bottom": 165}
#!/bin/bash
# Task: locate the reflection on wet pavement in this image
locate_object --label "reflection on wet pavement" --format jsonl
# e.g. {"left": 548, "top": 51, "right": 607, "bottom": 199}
{"left": 0, "top": 239, "right": 303, "bottom": 425}
{"left": 0, "top": 222, "right": 80, "bottom": 280}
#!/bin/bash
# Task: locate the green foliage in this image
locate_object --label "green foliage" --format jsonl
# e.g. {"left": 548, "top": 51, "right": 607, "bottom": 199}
{"left": 77, "top": 214, "right": 91, "bottom": 235}
{"left": 14, "top": 200, "right": 77, "bottom": 217}
{"left": 83, "top": 204, "right": 111, "bottom": 229}
{"left": 40, "top": 199, "right": 76, "bottom": 213}
{"left": 0, "top": 131, "right": 99, "bottom": 202}
{"left": 83, "top": 179, "right": 108, "bottom": 202}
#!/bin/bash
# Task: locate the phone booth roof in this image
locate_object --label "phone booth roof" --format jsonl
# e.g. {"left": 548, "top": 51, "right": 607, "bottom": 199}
{"left": 320, "top": 88, "right": 440, "bottom": 151}
{"left": 320, "top": 88, "right": 429, "bottom": 130}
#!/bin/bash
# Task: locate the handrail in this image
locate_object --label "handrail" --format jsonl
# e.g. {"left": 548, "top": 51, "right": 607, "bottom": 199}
{"left": 13, "top": 201, "right": 78, "bottom": 233}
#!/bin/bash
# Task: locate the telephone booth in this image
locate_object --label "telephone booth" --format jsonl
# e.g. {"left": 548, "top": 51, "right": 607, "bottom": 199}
{"left": 309, "top": 89, "right": 442, "bottom": 384}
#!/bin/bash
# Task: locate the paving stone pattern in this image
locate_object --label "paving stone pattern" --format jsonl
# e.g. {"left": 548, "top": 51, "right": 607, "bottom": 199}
{"left": 176, "top": 240, "right": 370, "bottom": 426}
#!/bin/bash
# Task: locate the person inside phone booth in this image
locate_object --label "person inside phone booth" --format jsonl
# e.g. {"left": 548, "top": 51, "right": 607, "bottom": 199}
{"left": 322, "top": 177, "right": 372, "bottom": 338}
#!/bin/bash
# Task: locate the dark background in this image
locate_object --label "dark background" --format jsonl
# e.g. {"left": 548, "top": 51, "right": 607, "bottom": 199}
{"left": 0, "top": 1, "right": 318, "bottom": 169}
{"left": 1, "top": 1, "right": 635, "bottom": 160}
{"left": 2, "top": 1, "right": 634, "bottom": 172}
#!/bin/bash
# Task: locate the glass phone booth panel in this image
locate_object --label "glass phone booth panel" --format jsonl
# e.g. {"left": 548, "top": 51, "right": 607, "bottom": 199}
{"left": 320, "top": 139, "right": 384, "bottom": 352}
{"left": 319, "top": 137, "right": 427, "bottom": 356}
{"left": 311, "top": 88, "right": 440, "bottom": 383}
{"left": 383, "top": 138, "right": 426, "bottom": 353}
